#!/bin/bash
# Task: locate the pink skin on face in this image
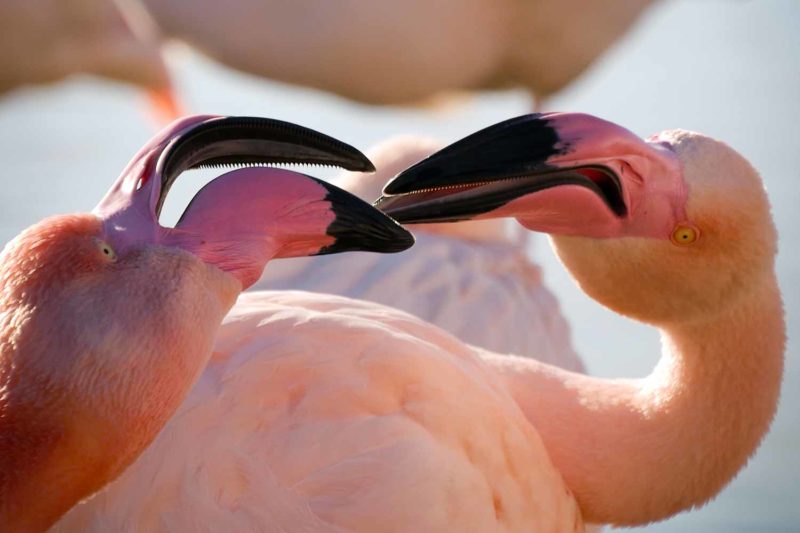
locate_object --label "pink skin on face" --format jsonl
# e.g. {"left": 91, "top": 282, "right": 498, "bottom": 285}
{"left": 94, "top": 115, "right": 218, "bottom": 255}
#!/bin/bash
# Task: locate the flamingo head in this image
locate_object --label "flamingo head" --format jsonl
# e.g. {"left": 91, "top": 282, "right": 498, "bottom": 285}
{"left": 0, "top": 115, "right": 411, "bottom": 528}
{"left": 378, "top": 113, "right": 776, "bottom": 324}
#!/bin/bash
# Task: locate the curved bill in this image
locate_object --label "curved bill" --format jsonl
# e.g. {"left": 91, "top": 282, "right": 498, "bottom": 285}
{"left": 374, "top": 113, "right": 630, "bottom": 225}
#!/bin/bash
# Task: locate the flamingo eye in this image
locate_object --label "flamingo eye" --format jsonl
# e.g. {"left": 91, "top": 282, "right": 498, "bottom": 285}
{"left": 96, "top": 240, "right": 117, "bottom": 262}
{"left": 671, "top": 224, "right": 699, "bottom": 246}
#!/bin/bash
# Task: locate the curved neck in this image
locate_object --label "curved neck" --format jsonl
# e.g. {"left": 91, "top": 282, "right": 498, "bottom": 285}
{"left": 484, "top": 273, "right": 784, "bottom": 525}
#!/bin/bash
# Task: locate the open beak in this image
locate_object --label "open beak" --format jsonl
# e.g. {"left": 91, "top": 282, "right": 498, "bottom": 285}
{"left": 96, "top": 115, "right": 413, "bottom": 287}
{"left": 152, "top": 116, "right": 378, "bottom": 215}
{"left": 376, "top": 113, "right": 684, "bottom": 239}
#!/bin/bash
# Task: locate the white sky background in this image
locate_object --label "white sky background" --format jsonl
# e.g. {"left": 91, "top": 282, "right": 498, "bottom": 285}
{"left": 0, "top": 0, "right": 797, "bottom": 530}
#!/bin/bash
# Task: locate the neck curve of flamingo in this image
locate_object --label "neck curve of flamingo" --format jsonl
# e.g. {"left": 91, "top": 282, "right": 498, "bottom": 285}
{"left": 378, "top": 113, "right": 785, "bottom": 525}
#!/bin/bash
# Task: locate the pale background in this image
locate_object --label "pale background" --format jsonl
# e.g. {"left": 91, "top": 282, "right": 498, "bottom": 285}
{"left": 0, "top": 0, "right": 797, "bottom": 530}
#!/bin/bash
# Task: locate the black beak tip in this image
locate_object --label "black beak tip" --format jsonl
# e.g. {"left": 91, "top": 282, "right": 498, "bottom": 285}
{"left": 381, "top": 160, "right": 432, "bottom": 196}
{"left": 351, "top": 153, "right": 377, "bottom": 174}
{"left": 317, "top": 184, "right": 415, "bottom": 256}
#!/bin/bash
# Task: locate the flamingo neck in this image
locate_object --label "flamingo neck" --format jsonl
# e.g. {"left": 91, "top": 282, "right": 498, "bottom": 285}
{"left": 485, "top": 273, "right": 784, "bottom": 525}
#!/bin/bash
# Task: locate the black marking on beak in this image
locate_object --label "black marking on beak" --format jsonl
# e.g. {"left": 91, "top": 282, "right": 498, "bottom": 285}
{"left": 382, "top": 114, "right": 566, "bottom": 195}
{"left": 156, "top": 116, "right": 375, "bottom": 217}
{"left": 315, "top": 180, "right": 414, "bottom": 255}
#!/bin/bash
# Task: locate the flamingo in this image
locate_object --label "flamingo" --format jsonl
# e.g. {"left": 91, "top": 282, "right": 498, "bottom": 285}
{"left": 376, "top": 112, "right": 785, "bottom": 524}
{"left": 0, "top": 114, "right": 412, "bottom": 531}
{"left": 0, "top": 0, "right": 178, "bottom": 116}
{"left": 56, "top": 112, "right": 783, "bottom": 530}
{"left": 257, "top": 136, "right": 582, "bottom": 370}
{"left": 138, "top": 0, "right": 655, "bottom": 106}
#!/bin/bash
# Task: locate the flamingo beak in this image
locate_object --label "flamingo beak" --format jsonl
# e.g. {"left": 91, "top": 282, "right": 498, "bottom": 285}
{"left": 97, "top": 116, "right": 413, "bottom": 288}
{"left": 376, "top": 113, "right": 684, "bottom": 239}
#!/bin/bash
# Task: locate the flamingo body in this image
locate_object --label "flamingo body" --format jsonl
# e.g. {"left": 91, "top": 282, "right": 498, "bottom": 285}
{"left": 261, "top": 234, "right": 578, "bottom": 369}
{"left": 141, "top": 0, "right": 654, "bottom": 105}
{"left": 56, "top": 290, "right": 582, "bottom": 531}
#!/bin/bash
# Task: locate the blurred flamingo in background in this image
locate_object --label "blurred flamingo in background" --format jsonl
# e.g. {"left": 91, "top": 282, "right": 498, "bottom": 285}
{"left": 257, "top": 136, "right": 583, "bottom": 370}
{"left": 139, "top": 0, "right": 657, "bottom": 107}
{"left": 0, "top": 115, "right": 411, "bottom": 530}
{"left": 54, "top": 113, "right": 783, "bottom": 530}
{"left": 1, "top": 0, "right": 658, "bottom": 112}
{"left": 0, "top": 0, "right": 178, "bottom": 116}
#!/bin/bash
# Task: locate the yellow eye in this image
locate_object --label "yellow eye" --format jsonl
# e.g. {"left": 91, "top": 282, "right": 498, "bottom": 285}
{"left": 671, "top": 224, "right": 699, "bottom": 246}
{"left": 97, "top": 240, "right": 117, "bottom": 261}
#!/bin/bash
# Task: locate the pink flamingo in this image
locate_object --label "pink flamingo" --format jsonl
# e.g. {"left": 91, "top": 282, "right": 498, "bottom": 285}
{"left": 138, "top": 0, "right": 655, "bottom": 106}
{"left": 0, "top": 0, "right": 177, "bottom": 116}
{"left": 0, "top": 115, "right": 412, "bottom": 531}
{"left": 56, "top": 113, "right": 783, "bottom": 530}
{"left": 257, "top": 136, "right": 582, "bottom": 370}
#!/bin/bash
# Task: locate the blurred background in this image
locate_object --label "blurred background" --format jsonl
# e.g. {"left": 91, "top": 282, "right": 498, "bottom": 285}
{"left": 0, "top": 0, "right": 797, "bottom": 530}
